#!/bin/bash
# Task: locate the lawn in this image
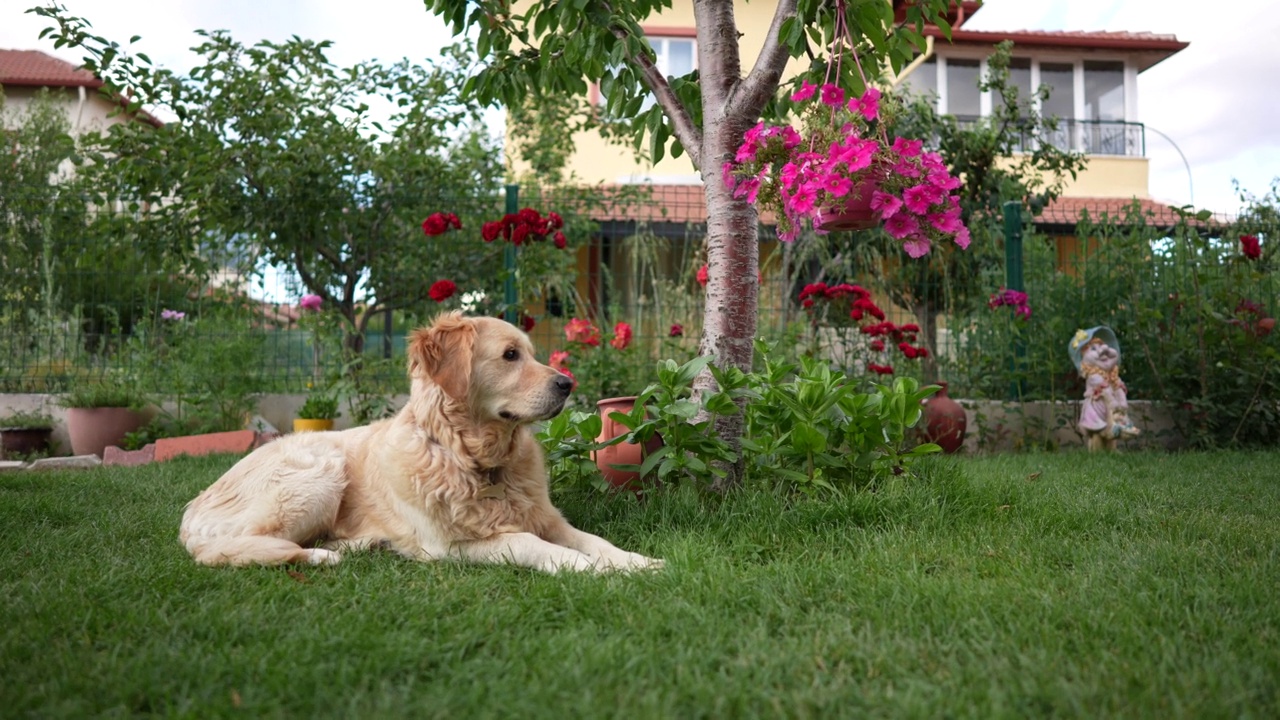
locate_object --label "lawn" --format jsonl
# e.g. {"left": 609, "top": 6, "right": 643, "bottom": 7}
{"left": 2, "top": 450, "right": 1277, "bottom": 718}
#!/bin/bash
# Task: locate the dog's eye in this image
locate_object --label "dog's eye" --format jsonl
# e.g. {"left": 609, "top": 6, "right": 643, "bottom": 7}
{"left": 502, "top": 348, "right": 519, "bottom": 361}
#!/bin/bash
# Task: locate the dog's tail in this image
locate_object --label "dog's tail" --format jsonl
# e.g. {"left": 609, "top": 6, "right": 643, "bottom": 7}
{"left": 184, "top": 535, "right": 341, "bottom": 567}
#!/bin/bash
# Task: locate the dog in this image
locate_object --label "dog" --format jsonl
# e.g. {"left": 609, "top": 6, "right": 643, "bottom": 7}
{"left": 179, "top": 311, "right": 663, "bottom": 574}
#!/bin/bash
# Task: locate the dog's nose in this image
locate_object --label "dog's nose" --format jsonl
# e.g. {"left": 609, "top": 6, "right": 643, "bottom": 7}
{"left": 553, "top": 373, "right": 573, "bottom": 396}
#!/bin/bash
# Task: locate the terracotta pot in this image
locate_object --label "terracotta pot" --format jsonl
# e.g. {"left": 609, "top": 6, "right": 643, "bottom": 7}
{"left": 816, "top": 170, "right": 883, "bottom": 232}
{"left": 1, "top": 427, "right": 54, "bottom": 458}
{"left": 919, "top": 382, "right": 967, "bottom": 453}
{"left": 593, "top": 396, "right": 663, "bottom": 491}
{"left": 66, "top": 406, "right": 147, "bottom": 457}
{"left": 293, "top": 418, "right": 335, "bottom": 433}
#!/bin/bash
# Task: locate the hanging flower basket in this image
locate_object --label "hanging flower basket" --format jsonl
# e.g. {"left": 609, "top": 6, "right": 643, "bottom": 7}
{"left": 814, "top": 168, "right": 884, "bottom": 232}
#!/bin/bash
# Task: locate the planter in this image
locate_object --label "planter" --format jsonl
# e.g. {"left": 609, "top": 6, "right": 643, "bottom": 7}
{"left": 66, "top": 407, "right": 147, "bottom": 458}
{"left": 815, "top": 171, "right": 883, "bottom": 232}
{"left": 593, "top": 396, "right": 663, "bottom": 491}
{"left": 293, "top": 418, "right": 335, "bottom": 433}
{"left": 919, "top": 382, "right": 967, "bottom": 453}
{"left": 1, "top": 427, "right": 54, "bottom": 458}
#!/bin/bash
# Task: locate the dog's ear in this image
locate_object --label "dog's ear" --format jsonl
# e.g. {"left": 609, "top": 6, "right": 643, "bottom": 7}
{"left": 408, "top": 312, "right": 474, "bottom": 401}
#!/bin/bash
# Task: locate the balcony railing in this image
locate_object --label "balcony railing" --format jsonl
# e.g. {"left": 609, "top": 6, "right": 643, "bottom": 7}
{"left": 953, "top": 116, "right": 1146, "bottom": 157}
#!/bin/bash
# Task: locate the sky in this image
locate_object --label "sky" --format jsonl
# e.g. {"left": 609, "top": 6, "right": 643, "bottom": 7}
{"left": 2, "top": 0, "right": 1278, "bottom": 215}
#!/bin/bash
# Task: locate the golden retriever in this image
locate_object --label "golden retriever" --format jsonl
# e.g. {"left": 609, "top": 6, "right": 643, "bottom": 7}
{"left": 179, "top": 311, "right": 663, "bottom": 574}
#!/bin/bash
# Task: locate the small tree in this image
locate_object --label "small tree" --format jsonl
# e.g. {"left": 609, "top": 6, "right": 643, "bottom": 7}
{"left": 34, "top": 8, "right": 507, "bottom": 352}
{"left": 422, "top": 0, "right": 955, "bottom": 486}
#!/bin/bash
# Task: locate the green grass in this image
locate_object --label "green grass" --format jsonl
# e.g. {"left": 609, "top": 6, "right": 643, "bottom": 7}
{"left": 2, "top": 451, "right": 1277, "bottom": 718}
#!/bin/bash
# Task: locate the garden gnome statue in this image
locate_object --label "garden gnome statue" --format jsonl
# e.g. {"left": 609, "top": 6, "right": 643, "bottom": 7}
{"left": 1069, "top": 326, "right": 1140, "bottom": 451}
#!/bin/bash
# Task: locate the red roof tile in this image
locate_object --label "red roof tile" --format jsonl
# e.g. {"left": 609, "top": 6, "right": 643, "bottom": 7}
{"left": 1036, "top": 196, "right": 1229, "bottom": 228}
{"left": 0, "top": 49, "right": 101, "bottom": 88}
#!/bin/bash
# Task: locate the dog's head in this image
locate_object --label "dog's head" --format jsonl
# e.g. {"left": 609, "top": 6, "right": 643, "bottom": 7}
{"left": 408, "top": 312, "right": 573, "bottom": 423}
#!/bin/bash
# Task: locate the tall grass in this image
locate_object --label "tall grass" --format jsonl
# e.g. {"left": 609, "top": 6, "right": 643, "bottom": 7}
{"left": 2, "top": 450, "right": 1276, "bottom": 718}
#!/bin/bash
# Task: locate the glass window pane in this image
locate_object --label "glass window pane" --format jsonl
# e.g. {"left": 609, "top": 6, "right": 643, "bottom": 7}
{"left": 901, "top": 56, "right": 937, "bottom": 104}
{"left": 1039, "top": 62, "right": 1074, "bottom": 119}
{"left": 666, "top": 39, "right": 694, "bottom": 77}
{"left": 946, "top": 58, "right": 981, "bottom": 117}
{"left": 1084, "top": 60, "right": 1124, "bottom": 120}
{"left": 994, "top": 57, "right": 1032, "bottom": 112}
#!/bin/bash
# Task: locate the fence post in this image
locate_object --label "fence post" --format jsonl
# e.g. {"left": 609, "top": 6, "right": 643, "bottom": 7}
{"left": 1003, "top": 200, "right": 1025, "bottom": 400}
{"left": 503, "top": 184, "right": 519, "bottom": 324}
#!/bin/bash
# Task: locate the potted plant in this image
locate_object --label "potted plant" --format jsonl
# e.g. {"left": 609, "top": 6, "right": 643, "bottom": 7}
{"left": 724, "top": 1, "right": 970, "bottom": 255}
{"left": 294, "top": 384, "right": 340, "bottom": 432}
{"left": 59, "top": 382, "right": 149, "bottom": 457}
{"left": 0, "top": 409, "right": 56, "bottom": 459}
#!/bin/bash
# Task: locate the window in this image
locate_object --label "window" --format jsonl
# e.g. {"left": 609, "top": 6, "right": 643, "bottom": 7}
{"left": 945, "top": 58, "right": 981, "bottom": 117}
{"left": 1039, "top": 62, "right": 1075, "bottom": 151}
{"left": 993, "top": 57, "right": 1033, "bottom": 113}
{"left": 600, "top": 36, "right": 696, "bottom": 115}
{"left": 1084, "top": 61, "right": 1124, "bottom": 120}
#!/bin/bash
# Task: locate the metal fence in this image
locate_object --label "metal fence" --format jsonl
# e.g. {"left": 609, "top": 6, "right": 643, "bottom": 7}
{"left": 2, "top": 185, "right": 1273, "bottom": 411}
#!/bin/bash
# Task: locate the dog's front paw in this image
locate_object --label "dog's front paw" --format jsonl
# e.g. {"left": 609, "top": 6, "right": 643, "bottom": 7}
{"left": 607, "top": 552, "right": 665, "bottom": 573}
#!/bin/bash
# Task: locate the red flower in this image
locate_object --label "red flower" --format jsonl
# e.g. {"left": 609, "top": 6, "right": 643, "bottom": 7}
{"left": 428, "top": 279, "right": 457, "bottom": 303}
{"left": 481, "top": 221, "right": 504, "bottom": 242}
{"left": 559, "top": 367, "right": 578, "bottom": 391}
{"left": 870, "top": 339, "right": 884, "bottom": 352}
{"left": 669, "top": 323, "right": 684, "bottom": 337}
{"left": 867, "top": 363, "right": 895, "bottom": 375}
{"left": 916, "top": 347, "right": 930, "bottom": 358}
{"left": 520, "top": 314, "right": 536, "bottom": 332}
{"left": 548, "top": 212, "right": 564, "bottom": 230}
{"left": 610, "top": 322, "right": 633, "bottom": 350}
{"left": 1241, "top": 234, "right": 1262, "bottom": 260}
{"left": 421, "top": 212, "right": 460, "bottom": 236}
{"left": 564, "top": 318, "right": 600, "bottom": 346}
{"left": 553, "top": 231, "right": 567, "bottom": 249}
{"left": 1258, "top": 317, "right": 1276, "bottom": 336}
{"left": 696, "top": 264, "right": 709, "bottom": 287}
{"left": 549, "top": 350, "right": 570, "bottom": 372}
{"left": 898, "top": 342, "right": 918, "bottom": 359}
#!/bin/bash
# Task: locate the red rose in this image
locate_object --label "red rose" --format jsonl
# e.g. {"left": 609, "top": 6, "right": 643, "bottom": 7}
{"left": 870, "top": 339, "right": 884, "bottom": 352}
{"left": 428, "top": 279, "right": 457, "bottom": 303}
{"left": 422, "top": 213, "right": 449, "bottom": 236}
{"left": 481, "top": 221, "right": 503, "bottom": 242}
{"left": 696, "top": 264, "right": 709, "bottom": 287}
{"left": 548, "top": 212, "right": 564, "bottom": 230}
{"left": 610, "top": 322, "right": 633, "bottom": 350}
{"left": 1241, "top": 234, "right": 1262, "bottom": 260}
{"left": 520, "top": 314, "right": 536, "bottom": 332}
{"left": 669, "top": 324, "right": 684, "bottom": 337}
{"left": 553, "top": 231, "right": 567, "bottom": 249}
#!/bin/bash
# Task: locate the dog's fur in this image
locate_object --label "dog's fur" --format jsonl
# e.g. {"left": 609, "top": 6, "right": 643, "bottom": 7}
{"left": 179, "top": 312, "right": 663, "bottom": 574}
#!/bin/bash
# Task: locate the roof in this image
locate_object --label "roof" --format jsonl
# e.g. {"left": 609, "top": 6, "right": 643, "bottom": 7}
{"left": 0, "top": 48, "right": 162, "bottom": 127}
{"left": 1035, "top": 196, "right": 1228, "bottom": 229}
{"left": 0, "top": 49, "right": 102, "bottom": 88}
{"left": 923, "top": 28, "right": 1189, "bottom": 72}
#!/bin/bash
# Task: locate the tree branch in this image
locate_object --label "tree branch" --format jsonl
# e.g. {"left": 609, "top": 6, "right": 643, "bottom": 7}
{"left": 599, "top": 5, "right": 703, "bottom": 168}
{"left": 731, "top": 0, "right": 798, "bottom": 123}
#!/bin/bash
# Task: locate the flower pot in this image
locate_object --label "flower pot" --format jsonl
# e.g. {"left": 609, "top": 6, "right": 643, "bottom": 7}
{"left": 66, "top": 407, "right": 148, "bottom": 458}
{"left": 816, "top": 172, "right": 883, "bottom": 232}
{"left": 919, "top": 382, "right": 967, "bottom": 453}
{"left": 293, "top": 418, "right": 335, "bottom": 433}
{"left": 1, "top": 427, "right": 54, "bottom": 458}
{"left": 593, "top": 396, "right": 663, "bottom": 491}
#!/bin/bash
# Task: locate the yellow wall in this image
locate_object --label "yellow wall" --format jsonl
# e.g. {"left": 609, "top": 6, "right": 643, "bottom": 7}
{"left": 1057, "top": 156, "right": 1150, "bottom": 199}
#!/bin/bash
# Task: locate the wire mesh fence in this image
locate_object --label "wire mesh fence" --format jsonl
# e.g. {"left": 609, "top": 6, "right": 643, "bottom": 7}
{"left": 3, "top": 184, "right": 1274, "bottom": 427}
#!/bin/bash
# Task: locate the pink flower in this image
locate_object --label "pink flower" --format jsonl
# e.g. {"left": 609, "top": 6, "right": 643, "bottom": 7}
{"left": 928, "top": 210, "right": 964, "bottom": 233}
{"left": 669, "top": 324, "right": 684, "bottom": 337}
{"left": 300, "top": 294, "right": 323, "bottom": 311}
{"left": 883, "top": 213, "right": 920, "bottom": 240}
{"left": 853, "top": 87, "right": 881, "bottom": 121}
{"left": 821, "top": 173, "right": 853, "bottom": 197}
{"left": 549, "top": 350, "right": 570, "bottom": 372}
{"left": 953, "top": 227, "right": 972, "bottom": 250}
{"left": 722, "top": 161, "right": 737, "bottom": 192}
{"left": 610, "top": 322, "right": 633, "bottom": 350}
{"left": 820, "top": 84, "right": 845, "bottom": 107}
{"left": 160, "top": 308, "right": 185, "bottom": 321}
{"left": 696, "top": 264, "right": 709, "bottom": 287}
{"left": 788, "top": 183, "right": 820, "bottom": 215}
{"left": 892, "top": 157, "right": 921, "bottom": 179}
{"left": 902, "top": 184, "right": 938, "bottom": 215}
{"left": 870, "top": 191, "right": 903, "bottom": 219}
{"left": 428, "top": 280, "right": 456, "bottom": 303}
{"left": 902, "top": 237, "right": 932, "bottom": 258}
{"left": 892, "top": 137, "right": 923, "bottom": 157}
{"left": 791, "top": 80, "right": 817, "bottom": 103}
{"left": 1242, "top": 234, "right": 1262, "bottom": 260}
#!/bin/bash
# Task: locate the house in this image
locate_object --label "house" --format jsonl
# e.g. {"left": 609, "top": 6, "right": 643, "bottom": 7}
{"left": 513, "top": 1, "right": 1191, "bottom": 321}
{"left": 0, "top": 48, "right": 161, "bottom": 132}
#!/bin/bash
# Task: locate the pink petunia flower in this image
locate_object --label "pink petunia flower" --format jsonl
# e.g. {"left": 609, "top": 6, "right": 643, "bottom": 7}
{"left": 902, "top": 236, "right": 932, "bottom": 258}
{"left": 299, "top": 294, "right": 322, "bottom": 311}
{"left": 870, "top": 190, "right": 903, "bottom": 219}
{"left": 820, "top": 84, "right": 845, "bottom": 107}
{"left": 891, "top": 136, "right": 923, "bottom": 157}
{"left": 883, "top": 212, "right": 920, "bottom": 240}
{"left": 791, "top": 80, "right": 817, "bottom": 103}
{"left": 854, "top": 87, "right": 881, "bottom": 121}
